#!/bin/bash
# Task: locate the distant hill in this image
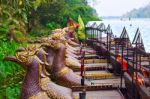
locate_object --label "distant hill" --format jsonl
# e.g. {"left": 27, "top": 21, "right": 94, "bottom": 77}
{"left": 123, "top": 3, "right": 150, "bottom": 18}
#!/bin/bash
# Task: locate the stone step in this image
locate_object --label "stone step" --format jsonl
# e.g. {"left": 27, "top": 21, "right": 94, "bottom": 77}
{"left": 85, "top": 73, "right": 114, "bottom": 79}
{"left": 91, "top": 78, "right": 125, "bottom": 87}
{"left": 83, "top": 59, "right": 108, "bottom": 64}
{"left": 73, "top": 63, "right": 112, "bottom": 70}
{"left": 72, "top": 86, "right": 116, "bottom": 91}
{"left": 78, "top": 54, "right": 99, "bottom": 59}
{"left": 73, "top": 65, "right": 112, "bottom": 71}
{"left": 85, "top": 63, "right": 111, "bottom": 67}
{"left": 73, "top": 90, "right": 125, "bottom": 99}
{"left": 75, "top": 71, "right": 114, "bottom": 79}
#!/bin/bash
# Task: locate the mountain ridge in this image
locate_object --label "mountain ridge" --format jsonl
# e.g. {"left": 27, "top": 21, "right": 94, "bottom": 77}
{"left": 123, "top": 3, "right": 150, "bottom": 18}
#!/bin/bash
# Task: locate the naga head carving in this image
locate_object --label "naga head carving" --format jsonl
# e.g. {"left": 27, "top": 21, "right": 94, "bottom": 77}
{"left": 4, "top": 46, "right": 48, "bottom": 67}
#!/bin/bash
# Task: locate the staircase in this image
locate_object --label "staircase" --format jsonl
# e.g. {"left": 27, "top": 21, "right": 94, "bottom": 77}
{"left": 72, "top": 45, "right": 125, "bottom": 99}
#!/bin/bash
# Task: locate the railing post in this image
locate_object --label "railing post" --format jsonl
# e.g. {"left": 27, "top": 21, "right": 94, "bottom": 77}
{"left": 139, "top": 52, "right": 141, "bottom": 70}
{"left": 115, "top": 37, "right": 117, "bottom": 75}
{"left": 120, "top": 40, "right": 124, "bottom": 88}
{"left": 85, "top": 27, "right": 87, "bottom": 41}
{"left": 92, "top": 28, "right": 94, "bottom": 40}
{"left": 107, "top": 32, "right": 109, "bottom": 50}
{"left": 135, "top": 43, "right": 138, "bottom": 85}
{"left": 132, "top": 47, "right": 135, "bottom": 98}
{"left": 96, "top": 29, "right": 98, "bottom": 41}
{"left": 80, "top": 51, "right": 86, "bottom": 99}
{"left": 100, "top": 31, "right": 102, "bottom": 46}
{"left": 80, "top": 51, "right": 85, "bottom": 80}
{"left": 127, "top": 38, "right": 129, "bottom": 72}
{"left": 148, "top": 53, "right": 150, "bottom": 88}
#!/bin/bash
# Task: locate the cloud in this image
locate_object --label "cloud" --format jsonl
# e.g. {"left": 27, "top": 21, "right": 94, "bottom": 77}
{"left": 89, "top": 0, "right": 150, "bottom": 16}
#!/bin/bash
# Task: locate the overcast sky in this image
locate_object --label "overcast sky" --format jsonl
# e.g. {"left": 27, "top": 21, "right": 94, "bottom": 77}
{"left": 88, "top": 0, "right": 150, "bottom": 16}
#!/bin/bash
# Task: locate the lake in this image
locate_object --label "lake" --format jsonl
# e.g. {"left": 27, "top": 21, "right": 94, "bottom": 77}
{"left": 86, "top": 18, "right": 150, "bottom": 53}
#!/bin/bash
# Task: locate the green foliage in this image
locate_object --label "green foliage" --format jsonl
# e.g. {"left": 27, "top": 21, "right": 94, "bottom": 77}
{"left": 0, "top": 26, "right": 8, "bottom": 33}
{"left": 30, "top": 0, "right": 99, "bottom": 31}
{"left": 0, "top": 0, "right": 51, "bottom": 39}
{"left": 46, "top": 22, "right": 61, "bottom": 30}
{"left": 33, "top": 0, "right": 50, "bottom": 10}
{"left": 29, "top": 24, "right": 51, "bottom": 37}
{"left": 0, "top": 40, "right": 27, "bottom": 99}
{"left": 0, "top": 3, "right": 27, "bottom": 42}
{"left": 5, "top": 84, "right": 21, "bottom": 99}
{"left": 63, "top": 0, "right": 99, "bottom": 24}
{"left": 15, "top": 30, "right": 23, "bottom": 38}
{"left": 37, "top": 0, "right": 66, "bottom": 25}
{"left": 0, "top": 3, "right": 27, "bottom": 26}
{"left": 0, "top": 26, "right": 9, "bottom": 41}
